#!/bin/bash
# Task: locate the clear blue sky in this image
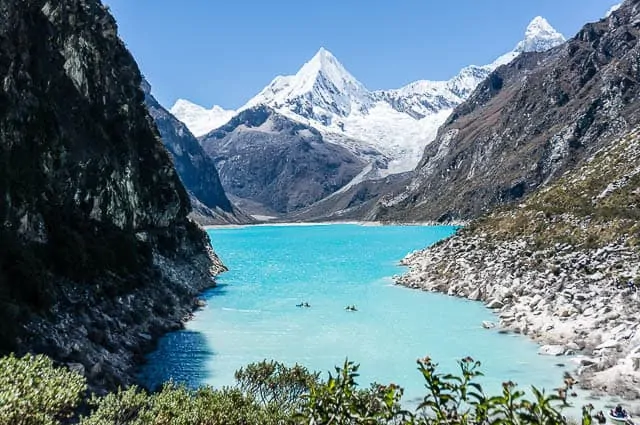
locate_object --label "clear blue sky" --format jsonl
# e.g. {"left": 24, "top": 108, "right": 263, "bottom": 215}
{"left": 104, "top": 0, "right": 619, "bottom": 109}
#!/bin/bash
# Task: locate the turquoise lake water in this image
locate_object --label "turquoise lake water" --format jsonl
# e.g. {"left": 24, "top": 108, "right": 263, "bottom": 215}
{"left": 140, "top": 224, "right": 572, "bottom": 405}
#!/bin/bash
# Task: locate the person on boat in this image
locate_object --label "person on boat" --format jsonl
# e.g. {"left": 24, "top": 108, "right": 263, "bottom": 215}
{"left": 612, "top": 405, "right": 627, "bottom": 418}
{"left": 303, "top": 302, "right": 311, "bottom": 308}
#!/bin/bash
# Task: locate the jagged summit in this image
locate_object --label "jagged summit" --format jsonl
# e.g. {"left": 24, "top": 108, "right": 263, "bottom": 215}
{"left": 490, "top": 16, "right": 565, "bottom": 67}
{"left": 243, "top": 47, "right": 372, "bottom": 120}
{"left": 301, "top": 48, "right": 345, "bottom": 77}
{"left": 515, "top": 16, "right": 566, "bottom": 53}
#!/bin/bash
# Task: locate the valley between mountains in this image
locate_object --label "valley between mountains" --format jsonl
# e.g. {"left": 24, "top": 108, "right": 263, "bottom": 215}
{"left": 2, "top": 0, "right": 640, "bottom": 419}
{"left": 158, "top": 0, "right": 640, "bottom": 402}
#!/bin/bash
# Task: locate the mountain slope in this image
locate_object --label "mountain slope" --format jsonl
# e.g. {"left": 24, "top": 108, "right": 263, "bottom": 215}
{"left": 143, "top": 81, "right": 252, "bottom": 224}
{"left": 0, "top": 0, "right": 224, "bottom": 389}
{"left": 398, "top": 126, "right": 640, "bottom": 399}
{"left": 282, "top": 171, "right": 410, "bottom": 222}
{"left": 372, "top": 0, "right": 640, "bottom": 222}
{"left": 199, "top": 106, "right": 371, "bottom": 214}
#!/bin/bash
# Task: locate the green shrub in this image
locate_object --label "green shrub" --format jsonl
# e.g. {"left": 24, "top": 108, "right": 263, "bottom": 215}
{"left": 0, "top": 354, "right": 86, "bottom": 425}
{"left": 295, "top": 359, "right": 409, "bottom": 424}
{"left": 81, "top": 384, "right": 281, "bottom": 425}
{"left": 234, "top": 359, "right": 319, "bottom": 411}
{"left": 411, "top": 356, "right": 576, "bottom": 425}
{"left": 0, "top": 354, "right": 601, "bottom": 425}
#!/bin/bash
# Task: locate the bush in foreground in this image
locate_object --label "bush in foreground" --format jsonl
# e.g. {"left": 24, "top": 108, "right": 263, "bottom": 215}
{"left": 0, "top": 354, "right": 86, "bottom": 425}
{"left": 0, "top": 354, "right": 597, "bottom": 425}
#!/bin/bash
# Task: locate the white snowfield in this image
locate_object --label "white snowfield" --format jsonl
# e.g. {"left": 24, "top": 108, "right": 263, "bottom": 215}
{"left": 172, "top": 16, "right": 565, "bottom": 176}
{"left": 170, "top": 99, "right": 236, "bottom": 138}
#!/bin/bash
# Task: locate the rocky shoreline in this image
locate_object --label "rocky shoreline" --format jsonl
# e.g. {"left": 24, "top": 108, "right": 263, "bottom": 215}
{"left": 395, "top": 231, "right": 640, "bottom": 403}
{"left": 19, "top": 237, "right": 227, "bottom": 393}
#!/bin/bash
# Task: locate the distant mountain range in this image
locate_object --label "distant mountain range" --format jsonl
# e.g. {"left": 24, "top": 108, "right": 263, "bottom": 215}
{"left": 165, "top": 17, "right": 565, "bottom": 217}
{"left": 172, "top": 17, "right": 565, "bottom": 177}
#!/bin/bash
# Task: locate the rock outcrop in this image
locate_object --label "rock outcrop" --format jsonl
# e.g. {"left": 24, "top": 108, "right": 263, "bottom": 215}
{"left": 0, "top": 0, "right": 224, "bottom": 390}
{"left": 374, "top": 0, "right": 640, "bottom": 222}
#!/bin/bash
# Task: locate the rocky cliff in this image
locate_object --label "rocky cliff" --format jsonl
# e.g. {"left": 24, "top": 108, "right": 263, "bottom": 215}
{"left": 143, "top": 80, "right": 252, "bottom": 225}
{"left": 0, "top": 0, "right": 224, "bottom": 390}
{"left": 374, "top": 0, "right": 640, "bottom": 222}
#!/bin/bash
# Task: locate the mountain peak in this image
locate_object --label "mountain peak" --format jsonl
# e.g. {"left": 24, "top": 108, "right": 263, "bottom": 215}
{"left": 170, "top": 99, "right": 236, "bottom": 137}
{"left": 295, "top": 47, "right": 362, "bottom": 93}
{"left": 312, "top": 46, "right": 333, "bottom": 60}
{"left": 526, "top": 16, "right": 554, "bottom": 34}
{"left": 515, "top": 16, "right": 566, "bottom": 53}
{"left": 172, "top": 98, "right": 206, "bottom": 114}
{"left": 242, "top": 47, "right": 371, "bottom": 120}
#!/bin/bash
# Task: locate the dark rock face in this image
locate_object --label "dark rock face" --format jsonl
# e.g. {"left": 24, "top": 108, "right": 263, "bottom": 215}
{"left": 143, "top": 81, "right": 252, "bottom": 225}
{"left": 0, "top": 0, "right": 224, "bottom": 389}
{"left": 373, "top": 0, "right": 640, "bottom": 222}
{"left": 200, "top": 105, "right": 367, "bottom": 215}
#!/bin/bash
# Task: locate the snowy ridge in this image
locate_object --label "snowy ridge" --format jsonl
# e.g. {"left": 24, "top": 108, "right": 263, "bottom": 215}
{"left": 170, "top": 99, "right": 236, "bottom": 137}
{"left": 243, "top": 47, "right": 374, "bottom": 123}
{"left": 173, "top": 16, "right": 566, "bottom": 175}
{"left": 606, "top": 3, "right": 622, "bottom": 17}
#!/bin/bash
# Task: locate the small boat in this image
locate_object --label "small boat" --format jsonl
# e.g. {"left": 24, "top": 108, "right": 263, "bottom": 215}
{"left": 608, "top": 407, "right": 633, "bottom": 424}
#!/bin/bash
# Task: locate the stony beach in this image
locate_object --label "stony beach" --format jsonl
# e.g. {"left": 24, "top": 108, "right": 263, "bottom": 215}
{"left": 396, "top": 231, "right": 640, "bottom": 406}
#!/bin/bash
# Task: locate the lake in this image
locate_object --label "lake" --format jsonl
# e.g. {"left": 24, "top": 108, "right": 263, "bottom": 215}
{"left": 140, "top": 224, "right": 571, "bottom": 405}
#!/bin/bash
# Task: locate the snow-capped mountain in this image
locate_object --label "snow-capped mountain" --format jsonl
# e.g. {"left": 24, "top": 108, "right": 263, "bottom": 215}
{"left": 173, "top": 16, "right": 566, "bottom": 175}
{"left": 170, "top": 99, "right": 236, "bottom": 137}
{"left": 379, "top": 17, "right": 566, "bottom": 121}
{"left": 244, "top": 47, "right": 374, "bottom": 123}
{"left": 514, "top": 16, "right": 566, "bottom": 54}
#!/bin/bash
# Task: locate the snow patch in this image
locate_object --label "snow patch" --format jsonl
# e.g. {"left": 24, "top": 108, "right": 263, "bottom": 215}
{"left": 605, "top": 3, "right": 621, "bottom": 17}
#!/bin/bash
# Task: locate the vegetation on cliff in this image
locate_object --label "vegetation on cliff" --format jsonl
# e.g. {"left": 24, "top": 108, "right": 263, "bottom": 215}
{"left": 470, "top": 128, "right": 640, "bottom": 250}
